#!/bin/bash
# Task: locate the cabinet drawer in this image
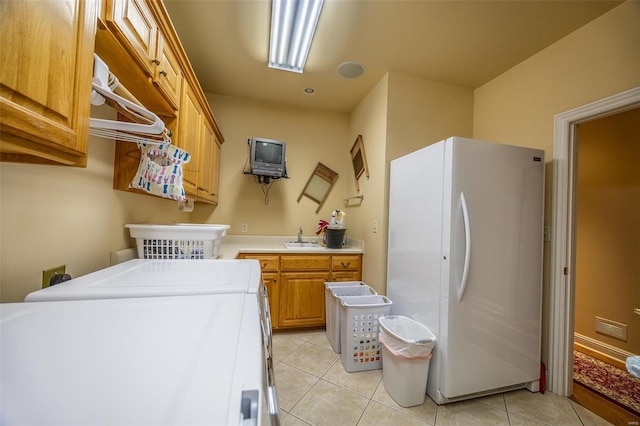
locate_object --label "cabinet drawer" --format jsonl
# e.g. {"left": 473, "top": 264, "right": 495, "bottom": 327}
{"left": 239, "top": 254, "right": 279, "bottom": 272}
{"left": 281, "top": 255, "right": 330, "bottom": 271}
{"left": 331, "top": 255, "right": 361, "bottom": 271}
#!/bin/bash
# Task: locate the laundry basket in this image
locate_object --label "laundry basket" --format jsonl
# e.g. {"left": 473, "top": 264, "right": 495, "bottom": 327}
{"left": 126, "top": 224, "right": 229, "bottom": 259}
{"left": 339, "top": 295, "right": 392, "bottom": 372}
{"left": 324, "top": 282, "right": 377, "bottom": 353}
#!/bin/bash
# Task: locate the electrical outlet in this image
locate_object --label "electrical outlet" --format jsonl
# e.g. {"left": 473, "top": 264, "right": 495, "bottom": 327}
{"left": 372, "top": 220, "right": 377, "bottom": 233}
{"left": 241, "top": 223, "right": 248, "bottom": 233}
{"left": 42, "top": 265, "right": 66, "bottom": 288}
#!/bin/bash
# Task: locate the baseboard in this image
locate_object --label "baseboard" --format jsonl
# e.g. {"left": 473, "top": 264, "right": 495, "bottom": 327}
{"left": 574, "top": 333, "right": 632, "bottom": 370}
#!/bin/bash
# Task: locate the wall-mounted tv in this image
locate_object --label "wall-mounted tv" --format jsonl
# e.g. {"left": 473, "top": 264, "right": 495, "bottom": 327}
{"left": 249, "top": 137, "right": 287, "bottom": 178}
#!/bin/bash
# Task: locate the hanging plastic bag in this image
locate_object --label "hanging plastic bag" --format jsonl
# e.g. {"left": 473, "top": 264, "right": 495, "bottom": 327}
{"left": 130, "top": 142, "right": 191, "bottom": 202}
{"left": 379, "top": 316, "right": 436, "bottom": 360}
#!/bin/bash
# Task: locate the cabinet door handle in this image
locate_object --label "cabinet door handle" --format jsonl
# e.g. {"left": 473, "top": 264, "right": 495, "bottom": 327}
{"left": 159, "top": 70, "right": 168, "bottom": 77}
{"left": 152, "top": 58, "right": 161, "bottom": 65}
{"left": 272, "top": 277, "right": 277, "bottom": 282}
{"left": 262, "top": 262, "right": 267, "bottom": 268}
{"left": 340, "top": 262, "right": 350, "bottom": 268}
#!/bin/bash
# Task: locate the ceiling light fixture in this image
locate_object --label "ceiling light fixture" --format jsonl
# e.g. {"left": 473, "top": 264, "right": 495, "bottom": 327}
{"left": 269, "top": 0, "right": 324, "bottom": 73}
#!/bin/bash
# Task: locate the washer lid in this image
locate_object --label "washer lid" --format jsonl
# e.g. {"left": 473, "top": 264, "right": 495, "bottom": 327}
{"left": 25, "top": 259, "right": 261, "bottom": 302}
{"left": 1, "top": 294, "right": 259, "bottom": 425}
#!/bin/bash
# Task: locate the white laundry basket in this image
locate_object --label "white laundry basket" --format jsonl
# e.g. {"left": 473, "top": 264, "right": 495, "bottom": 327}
{"left": 379, "top": 315, "right": 436, "bottom": 407}
{"left": 126, "top": 224, "right": 229, "bottom": 259}
{"left": 339, "top": 295, "right": 392, "bottom": 372}
{"left": 324, "top": 282, "right": 377, "bottom": 353}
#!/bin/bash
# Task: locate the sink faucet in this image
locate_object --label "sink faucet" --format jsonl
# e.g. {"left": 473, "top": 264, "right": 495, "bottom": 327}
{"left": 297, "top": 227, "right": 303, "bottom": 243}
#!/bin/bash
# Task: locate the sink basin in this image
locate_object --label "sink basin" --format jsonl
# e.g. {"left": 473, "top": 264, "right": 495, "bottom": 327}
{"left": 283, "top": 242, "right": 321, "bottom": 249}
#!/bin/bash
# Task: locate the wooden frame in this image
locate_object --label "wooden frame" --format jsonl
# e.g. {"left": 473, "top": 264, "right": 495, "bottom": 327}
{"left": 350, "top": 135, "right": 369, "bottom": 191}
{"left": 297, "top": 163, "right": 339, "bottom": 213}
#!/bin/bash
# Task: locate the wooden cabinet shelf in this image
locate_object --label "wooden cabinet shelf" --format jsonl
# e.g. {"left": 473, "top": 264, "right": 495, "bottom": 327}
{"left": 238, "top": 253, "right": 363, "bottom": 330}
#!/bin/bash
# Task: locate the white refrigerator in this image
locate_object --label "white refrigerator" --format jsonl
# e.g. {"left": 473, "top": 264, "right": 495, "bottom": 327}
{"left": 387, "top": 136, "right": 544, "bottom": 404}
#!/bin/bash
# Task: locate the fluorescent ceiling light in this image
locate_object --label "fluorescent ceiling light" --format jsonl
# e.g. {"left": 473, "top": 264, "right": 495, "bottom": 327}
{"left": 269, "top": 0, "right": 324, "bottom": 73}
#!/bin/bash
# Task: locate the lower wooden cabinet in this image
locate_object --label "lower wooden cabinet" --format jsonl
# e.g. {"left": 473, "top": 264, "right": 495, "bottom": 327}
{"left": 279, "top": 272, "right": 328, "bottom": 328}
{"left": 237, "top": 253, "right": 362, "bottom": 330}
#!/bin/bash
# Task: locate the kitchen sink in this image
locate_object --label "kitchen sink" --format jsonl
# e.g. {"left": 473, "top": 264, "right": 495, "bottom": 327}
{"left": 283, "top": 241, "right": 321, "bottom": 249}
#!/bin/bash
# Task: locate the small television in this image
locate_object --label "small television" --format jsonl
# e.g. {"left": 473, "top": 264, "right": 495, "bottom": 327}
{"left": 249, "top": 137, "right": 287, "bottom": 178}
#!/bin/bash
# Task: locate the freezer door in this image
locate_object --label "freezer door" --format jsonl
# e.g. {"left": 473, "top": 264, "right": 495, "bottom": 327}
{"left": 440, "top": 137, "right": 544, "bottom": 399}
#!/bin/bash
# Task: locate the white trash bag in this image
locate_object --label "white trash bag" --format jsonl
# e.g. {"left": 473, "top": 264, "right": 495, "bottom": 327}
{"left": 379, "top": 316, "right": 436, "bottom": 360}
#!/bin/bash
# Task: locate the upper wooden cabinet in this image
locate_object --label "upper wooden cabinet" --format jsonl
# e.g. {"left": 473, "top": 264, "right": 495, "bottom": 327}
{"left": 177, "top": 82, "right": 203, "bottom": 197}
{"left": 197, "top": 120, "right": 221, "bottom": 204}
{"left": 0, "top": 0, "right": 98, "bottom": 166}
{"left": 101, "top": 0, "right": 224, "bottom": 204}
{"left": 153, "top": 31, "right": 182, "bottom": 109}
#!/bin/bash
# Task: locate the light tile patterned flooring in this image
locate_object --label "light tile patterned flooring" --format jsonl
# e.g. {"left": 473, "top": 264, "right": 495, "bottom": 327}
{"left": 271, "top": 329, "right": 613, "bottom": 426}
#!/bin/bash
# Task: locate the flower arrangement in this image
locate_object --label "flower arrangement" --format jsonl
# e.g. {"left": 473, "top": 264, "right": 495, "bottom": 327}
{"left": 315, "top": 219, "right": 329, "bottom": 235}
{"left": 316, "top": 219, "right": 329, "bottom": 245}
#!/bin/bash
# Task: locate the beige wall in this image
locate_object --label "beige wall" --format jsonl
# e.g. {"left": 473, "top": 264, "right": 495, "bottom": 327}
{"left": 192, "top": 94, "right": 352, "bottom": 237}
{"left": 0, "top": 109, "right": 191, "bottom": 302}
{"left": 472, "top": 0, "right": 640, "bottom": 362}
{"left": 575, "top": 108, "right": 640, "bottom": 353}
{"left": 347, "top": 75, "right": 389, "bottom": 294}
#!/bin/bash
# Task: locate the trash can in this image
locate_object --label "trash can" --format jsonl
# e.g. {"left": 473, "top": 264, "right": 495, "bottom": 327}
{"left": 326, "top": 227, "right": 346, "bottom": 248}
{"left": 324, "top": 282, "right": 377, "bottom": 353}
{"left": 339, "top": 295, "right": 392, "bottom": 372}
{"left": 378, "top": 315, "right": 436, "bottom": 407}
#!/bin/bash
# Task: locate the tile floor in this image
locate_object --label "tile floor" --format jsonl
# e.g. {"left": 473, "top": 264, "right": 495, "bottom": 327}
{"left": 270, "top": 329, "right": 613, "bottom": 426}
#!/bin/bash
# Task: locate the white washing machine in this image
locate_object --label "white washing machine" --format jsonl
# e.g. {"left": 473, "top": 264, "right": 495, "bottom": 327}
{"left": 3, "top": 259, "right": 280, "bottom": 425}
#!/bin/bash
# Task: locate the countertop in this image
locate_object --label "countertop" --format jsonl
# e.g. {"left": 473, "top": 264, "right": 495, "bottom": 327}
{"left": 217, "top": 235, "right": 364, "bottom": 259}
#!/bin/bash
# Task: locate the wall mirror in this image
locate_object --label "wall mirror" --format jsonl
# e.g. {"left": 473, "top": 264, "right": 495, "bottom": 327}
{"left": 350, "top": 135, "right": 369, "bottom": 191}
{"left": 297, "top": 163, "right": 339, "bottom": 213}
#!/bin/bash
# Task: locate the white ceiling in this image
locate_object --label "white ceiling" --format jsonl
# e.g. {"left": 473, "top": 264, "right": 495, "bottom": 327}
{"left": 163, "top": 0, "right": 621, "bottom": 113}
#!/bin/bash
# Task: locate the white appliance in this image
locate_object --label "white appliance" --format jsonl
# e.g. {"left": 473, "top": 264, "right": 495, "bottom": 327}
{"left": 387, "top": 137, "right": 544, "bottom": 404}
{"left": 2, "top": 259, "right": 280, "bottom": 425}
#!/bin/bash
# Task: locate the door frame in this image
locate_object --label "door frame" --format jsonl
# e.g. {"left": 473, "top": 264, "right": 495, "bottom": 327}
{"left": 548, "top": 86, "right": 640, "bottom": 396}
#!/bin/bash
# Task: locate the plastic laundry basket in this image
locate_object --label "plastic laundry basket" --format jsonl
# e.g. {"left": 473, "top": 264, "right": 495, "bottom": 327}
{"left": 379, "top": 315, "right": 436, "bottom": 407}
{"left": 324, "top": 283, "right": 377, "bottom": 353}
{"left": 339, "top": 295, "right": 392, "bottom": 373}
{"left": 325, "top": 282, "right": 363, "bottom": 347}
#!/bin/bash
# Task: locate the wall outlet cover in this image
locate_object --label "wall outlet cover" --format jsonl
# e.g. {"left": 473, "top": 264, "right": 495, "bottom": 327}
{"left": 42, "top": 265, "right": 66, "bottom": 289}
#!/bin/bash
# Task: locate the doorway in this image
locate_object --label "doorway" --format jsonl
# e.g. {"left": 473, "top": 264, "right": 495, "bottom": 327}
{"left": 547, "top": 86, "right": 640, "bottom": 398}
{"left": 571, "top": 107, "right": 640, "bottom": 422}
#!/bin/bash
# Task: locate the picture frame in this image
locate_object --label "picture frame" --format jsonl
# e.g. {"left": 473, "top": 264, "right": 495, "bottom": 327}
{"left": 297, "top": 163, "right": 339, "bottom": 213}
{"left": 350, "top": 135, "right": 369, "bottom": 191}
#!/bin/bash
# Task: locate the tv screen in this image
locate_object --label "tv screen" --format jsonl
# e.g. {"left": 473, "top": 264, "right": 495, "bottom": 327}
{"left": 255, "top": 141, "right": 283, "bottom": 164}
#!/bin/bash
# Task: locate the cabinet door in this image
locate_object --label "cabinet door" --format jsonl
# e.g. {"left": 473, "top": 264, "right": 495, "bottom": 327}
{"left": 153, "top": 31, "right": 181, "bottom": 110}
{"left": 279, "top": 272, "right": 328, "bottom": 328}
{"left": 0, "top": 0, "right": 97, "bottom": 166}
{"left": 262, "top": 272, "right": 280, "bottom": 330}
{"left": 196, "top": 120, "right": 218, "bottom": 204}
{"left": 105, "top": 0, "right": 157, "bottom": 76}
{"left": 177, "top": 83, "right": 202, "bottom": 197}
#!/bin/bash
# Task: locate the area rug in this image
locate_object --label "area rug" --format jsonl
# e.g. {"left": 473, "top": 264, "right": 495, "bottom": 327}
{"left": 574, "top": 350, "right": 640, "bottom": 414}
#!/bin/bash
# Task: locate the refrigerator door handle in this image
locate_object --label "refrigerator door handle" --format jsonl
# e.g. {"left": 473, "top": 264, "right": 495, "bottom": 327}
{"left": 457, "top": 192, "right": 471, "bottom": 302}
